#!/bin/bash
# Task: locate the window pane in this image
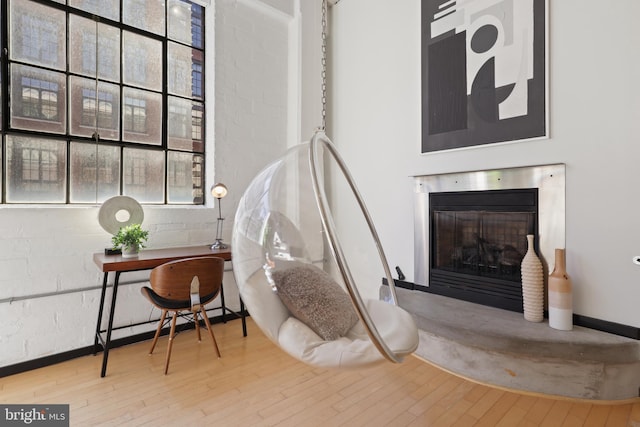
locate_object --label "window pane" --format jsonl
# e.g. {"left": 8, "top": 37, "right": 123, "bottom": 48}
{"left": 167, "top": 96, "right": 204, "bottom": 152}
{"left": 68, "top": 0, "right": 119, "bottom": 21}
{"left": 69, "top": 76, "right": 120, "bottom": 140}
{"left": 123, "top": 0, "right": 165, "bottom": 36}
{"left": 69, "top": 16, "right": 120, "bottom": 83}
{"left": 123, "top": 31, "right": 163, "bottom": 91}
{"left": 122, "top": 87, "right": 162, "bottom": 145}
{"left": 6, "top": 135, "right": 67, "bottom": 203}
{"left": 10, "top": 0, "right": 65, "bottom": 70}
{"left": 167, "top": 151, "right": 203, "bottom": 204}
{"left": 168, "top": 0, "right": 203, "bottom": 48}
{"left": 70, "top": 142, "right": 121, "bottom": 203}
{"left": 168, "top": 42, "right": 203, "bottom": 99}
{"left": 123, "top": 148, "right": 165, "bottom": 203}
{"left": 11, "top": 64, "right": 66, "bottom": 134}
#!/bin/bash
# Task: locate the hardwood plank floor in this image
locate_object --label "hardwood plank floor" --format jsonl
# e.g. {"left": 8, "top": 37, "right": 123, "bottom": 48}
{"left": 1, "top": 318, "right": 638, "bottom": 426}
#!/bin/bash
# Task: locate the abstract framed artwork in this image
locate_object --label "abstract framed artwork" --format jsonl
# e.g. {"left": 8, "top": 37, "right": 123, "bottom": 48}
{"left": 421, "top": 0, "right": 548, "bottom": 153}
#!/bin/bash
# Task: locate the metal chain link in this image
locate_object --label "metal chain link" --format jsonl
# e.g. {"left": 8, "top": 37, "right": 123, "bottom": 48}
{"left": 320, "top": 0, "right": 328, "bottom": 131}
{"left": 93, "top": 18, "right": 100, "bottom": 142}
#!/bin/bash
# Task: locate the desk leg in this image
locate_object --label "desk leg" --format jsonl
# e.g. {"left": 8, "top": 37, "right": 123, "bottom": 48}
{"left": 220, "top": 282, "right": 227, "bottom": 323}
{"left": 94, "top": 272, "right": 109, "bottom": 355}
{"left": 240, "top": 297, "right": 247, "bottom": 337}
{"left": 100, "top": 271, "right": 121, "bottom": 378}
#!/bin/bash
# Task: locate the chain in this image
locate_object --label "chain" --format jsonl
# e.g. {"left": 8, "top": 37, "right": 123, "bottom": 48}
{"left": 93, "top": 18, "right": 100, "bottom": 203}
{"left": 320, "top": 0, "right": 327, "bottom": 131}
{"left": 93, "top": 17, "right": 100, "bottom": 143}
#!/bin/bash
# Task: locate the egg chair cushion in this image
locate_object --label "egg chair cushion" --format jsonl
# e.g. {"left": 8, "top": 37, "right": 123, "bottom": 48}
{"left": 277, "top": 298, "right": 419, "bottom": 369}
{"left": 278, "top": 316, "right": 383, "bottom": 368}
{"left": 271, "top": 264, "right": 359, "bottom": 340}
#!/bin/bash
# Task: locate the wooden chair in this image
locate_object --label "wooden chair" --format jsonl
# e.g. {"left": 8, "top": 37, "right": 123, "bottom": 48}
{"left": 140, "top": 256, "right": 224, "bottom": 374}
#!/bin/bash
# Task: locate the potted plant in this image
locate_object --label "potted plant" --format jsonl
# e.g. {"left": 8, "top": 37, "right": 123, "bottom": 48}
{"left": 111, "top": 223, "right": 149, "bottom": 258}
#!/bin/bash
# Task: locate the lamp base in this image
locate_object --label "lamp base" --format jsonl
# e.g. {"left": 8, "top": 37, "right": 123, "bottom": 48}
{"left": 211, "top": 239, "right": 228, "bottom": 250}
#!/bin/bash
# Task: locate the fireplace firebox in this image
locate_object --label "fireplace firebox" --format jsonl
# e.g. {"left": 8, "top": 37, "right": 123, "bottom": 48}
{"left": 429, "top": 189, "right": 538, "bottom": 312}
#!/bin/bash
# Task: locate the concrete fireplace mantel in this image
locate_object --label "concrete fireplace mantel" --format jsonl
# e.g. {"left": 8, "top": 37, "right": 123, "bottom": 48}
{"left": 384, "top": 287, "right": 640, "bottom": 401}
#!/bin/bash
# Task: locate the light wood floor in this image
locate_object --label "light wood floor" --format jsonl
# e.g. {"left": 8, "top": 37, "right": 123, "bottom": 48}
{"left": 1, "top": 318, "right": 639, "bottom": 426}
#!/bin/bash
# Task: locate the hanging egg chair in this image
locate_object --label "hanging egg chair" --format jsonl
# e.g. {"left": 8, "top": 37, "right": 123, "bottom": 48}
{"left": 232, "top": 131, "right": 419, "bottom": 369}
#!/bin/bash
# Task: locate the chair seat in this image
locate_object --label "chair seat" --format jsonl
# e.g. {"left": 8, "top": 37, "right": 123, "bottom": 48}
{"left": 239, "top": 269, "right": 419, "bottom": 369}
{"left": 141, "top": 286, "right": 218, "bottom": 311}
{"left": 278, "top": 299, "right": 419, "bottom": 368}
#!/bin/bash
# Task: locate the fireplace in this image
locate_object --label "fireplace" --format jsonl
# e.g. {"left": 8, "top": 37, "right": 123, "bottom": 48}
{"left": 414, "top": 164, "right": 565, "bottom": 313}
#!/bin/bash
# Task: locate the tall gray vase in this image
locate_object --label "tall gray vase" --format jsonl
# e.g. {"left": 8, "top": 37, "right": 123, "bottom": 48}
{"left": 521, "top": 234, "right": 544, "bottom": 322}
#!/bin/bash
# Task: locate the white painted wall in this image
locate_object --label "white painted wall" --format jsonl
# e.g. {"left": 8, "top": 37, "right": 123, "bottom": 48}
{"left": 329, "top": 0, "right": 640, "bottom": 327}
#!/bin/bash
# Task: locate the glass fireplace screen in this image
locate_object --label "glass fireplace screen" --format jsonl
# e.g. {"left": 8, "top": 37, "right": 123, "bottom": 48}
{"left": 432, "top": 210, "right": 535, "bottom": 282}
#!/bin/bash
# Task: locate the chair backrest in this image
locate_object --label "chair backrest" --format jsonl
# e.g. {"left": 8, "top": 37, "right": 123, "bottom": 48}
{"left": 149, "top": 256, "right": 225, "bottom": 301}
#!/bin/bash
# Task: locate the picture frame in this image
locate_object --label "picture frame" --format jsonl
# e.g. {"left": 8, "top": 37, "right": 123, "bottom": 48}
{"left": 421, "top": 0, "right": 548, "bottom": 153}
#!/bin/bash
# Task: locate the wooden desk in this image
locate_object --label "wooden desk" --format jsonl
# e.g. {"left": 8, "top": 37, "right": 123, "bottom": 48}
{"left": 93, "top": 245, "right": 244, "bottom": 377}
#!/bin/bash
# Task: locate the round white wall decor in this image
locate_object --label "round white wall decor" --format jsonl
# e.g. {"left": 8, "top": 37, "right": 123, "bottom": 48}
{"left": 98, "top": 196, "right": 144, "bottom": 235}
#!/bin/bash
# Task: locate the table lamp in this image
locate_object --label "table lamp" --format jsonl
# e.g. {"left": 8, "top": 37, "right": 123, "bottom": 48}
{"left": 211, "top": 183, "right": 228, "bottom": 249}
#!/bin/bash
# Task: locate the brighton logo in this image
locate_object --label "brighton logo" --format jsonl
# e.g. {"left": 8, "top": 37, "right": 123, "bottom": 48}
{"left": 1, "top": 405, "right": 68, "bottom": 426}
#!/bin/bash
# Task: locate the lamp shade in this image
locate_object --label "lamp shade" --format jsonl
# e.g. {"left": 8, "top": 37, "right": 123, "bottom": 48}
{"left": 211, "top": 183, "right": 228, "bottom": 199}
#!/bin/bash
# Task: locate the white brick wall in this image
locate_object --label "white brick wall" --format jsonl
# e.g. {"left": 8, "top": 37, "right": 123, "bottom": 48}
{"left": 0, "top": 0, "right": 312, "bottom": 369}
{"left": 215, "top": 0, "right": 294, "bottom": 206}
{"left": 0, "top": 206, "right": 234, "bottom": 367}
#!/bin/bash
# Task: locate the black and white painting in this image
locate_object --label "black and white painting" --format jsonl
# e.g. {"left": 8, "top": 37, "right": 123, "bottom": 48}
{"left": 421, "top": 0, "right": 547, "bottom": 153}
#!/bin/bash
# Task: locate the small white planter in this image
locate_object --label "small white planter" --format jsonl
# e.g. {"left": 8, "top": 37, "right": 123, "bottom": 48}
{"left": 121, "top": 245, "right": 140, "bottom": 258}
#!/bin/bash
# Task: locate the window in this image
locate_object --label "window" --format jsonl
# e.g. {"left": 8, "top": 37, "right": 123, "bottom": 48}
{"left": 123, "top": 97, "right": 148, "bottom": 134}
{"left": 1, "top": 0, "right": 206, "bottom": 204}
{"left": 20, "top": 77, "right": 60, "bottom": 120}
{"left": 11, "top": 65, "right": 67, "bottom": 134}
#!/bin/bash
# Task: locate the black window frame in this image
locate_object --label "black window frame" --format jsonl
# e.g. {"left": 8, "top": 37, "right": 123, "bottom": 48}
{"left": 0, "top": 0, "right": 207, "bottom": 205}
